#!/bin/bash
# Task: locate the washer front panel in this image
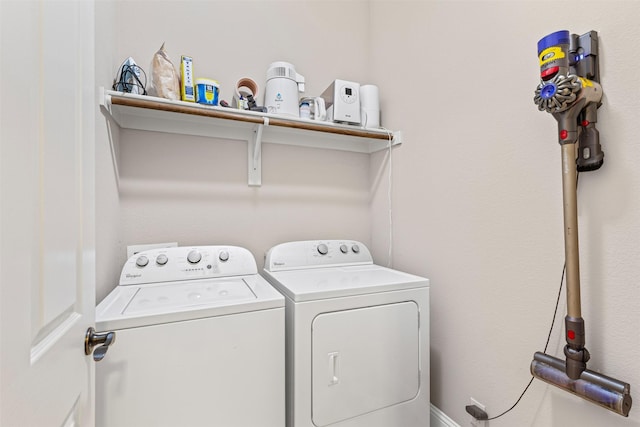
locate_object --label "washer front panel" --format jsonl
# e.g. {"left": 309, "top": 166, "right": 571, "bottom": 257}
{"left": 96, "top": 306, "right": 285, "bottom": 427}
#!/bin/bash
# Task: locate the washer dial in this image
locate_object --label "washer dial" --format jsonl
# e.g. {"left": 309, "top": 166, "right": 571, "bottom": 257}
{"left": 136, "top": 255, "right": 149, "bottom": 268}
{"left": 187, "top": 250, "right": 202, "bottom": 264}
{"left": 317, "top": 243, "right": 329, "bottom": 255}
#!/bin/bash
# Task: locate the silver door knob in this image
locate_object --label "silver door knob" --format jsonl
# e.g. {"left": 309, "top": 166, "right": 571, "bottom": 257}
{"left": 85, "top": 327, "right": 116, "bottom": 362}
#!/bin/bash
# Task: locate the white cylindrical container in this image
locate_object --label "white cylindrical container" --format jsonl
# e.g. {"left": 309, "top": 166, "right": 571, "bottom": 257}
{"left": 360, "top": 84, "right": 380, "bottom": 128}
{"left": 264, "top": 61, "right": 305, "bottom": 117}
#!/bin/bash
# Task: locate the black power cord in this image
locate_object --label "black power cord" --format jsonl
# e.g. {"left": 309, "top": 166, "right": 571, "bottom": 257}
{"left": 484, "top": 264, "right": 565, "bottom": 421}
{"left": 466, "top": 172, "right": 580, "bottom": 422}
{"left": 113, "top": 63, "right": 147, "bottom": 95}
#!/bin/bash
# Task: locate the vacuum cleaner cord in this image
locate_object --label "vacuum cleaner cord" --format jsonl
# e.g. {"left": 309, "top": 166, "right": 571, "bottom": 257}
{"left": 485, "top": 173, "right": 579, "bottom": 422}
{"left": 485, "top": 265, "right": 565, "bottom": 421}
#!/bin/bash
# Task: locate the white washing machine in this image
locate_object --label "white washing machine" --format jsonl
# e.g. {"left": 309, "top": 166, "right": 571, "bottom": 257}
{"left": 95, "top": 245, "right": 285, "bottom": 427}
{"left": 263, "top": 240, "right": 430, "bottom": 427}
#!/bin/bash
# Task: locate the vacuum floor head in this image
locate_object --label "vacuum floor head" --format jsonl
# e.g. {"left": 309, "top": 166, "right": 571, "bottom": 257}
{"left": 531, "top": 352, "right": 632, "bottom": 417}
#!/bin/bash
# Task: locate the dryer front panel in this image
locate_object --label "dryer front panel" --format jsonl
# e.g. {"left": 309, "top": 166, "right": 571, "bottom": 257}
{"left": 311, "top": 301, "right": 420, "bottom": 426}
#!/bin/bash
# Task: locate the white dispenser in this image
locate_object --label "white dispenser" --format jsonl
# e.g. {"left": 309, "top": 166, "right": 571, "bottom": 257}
{"left": 321, "top": 79, "right": 361, "bottom": 125}
{"left": 264, "top": 61, "right": 305, "bottom": 117}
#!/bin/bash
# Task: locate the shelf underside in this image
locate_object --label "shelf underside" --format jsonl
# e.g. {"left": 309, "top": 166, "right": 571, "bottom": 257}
{"left": 103, "top": 91, "right": 400, "bottom": 154}
{"left": 99, "top": 89, "right": 402, "bottom": 186}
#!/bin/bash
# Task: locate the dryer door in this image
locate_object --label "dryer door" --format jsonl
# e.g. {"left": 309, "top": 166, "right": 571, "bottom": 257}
{"left": 311, "top": 301, "right": 420, "bottom": 426}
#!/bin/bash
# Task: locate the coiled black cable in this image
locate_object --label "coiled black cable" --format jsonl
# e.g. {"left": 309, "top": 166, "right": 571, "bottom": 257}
{"left": 113, "top": 63, "right": 147, "bottom": 95}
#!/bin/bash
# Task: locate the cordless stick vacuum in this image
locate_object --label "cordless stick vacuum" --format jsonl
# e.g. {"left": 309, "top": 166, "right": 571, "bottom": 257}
{"left": 531, "top": 30, "right": 632, "bottom": 417}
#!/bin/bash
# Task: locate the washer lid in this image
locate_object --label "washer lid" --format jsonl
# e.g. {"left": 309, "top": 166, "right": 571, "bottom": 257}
{"left": 124, "top": 278, "right": 255, "bottom": 315}
{"left": 262, "top": 264, "right": 429, "bottom": 302}
{"left": 96, "top": 274, "right": 284, "bottom": 330}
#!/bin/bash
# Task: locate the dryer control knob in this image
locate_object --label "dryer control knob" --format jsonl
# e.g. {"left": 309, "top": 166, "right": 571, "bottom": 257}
{"left": 187, "top": 250, "right": 202, "bottom": 264}
{"left": 136, "top": 255, "right": 149, "bottom": 268}
{"left": 317, "top": 243, "right": 329, "bottom": 255}
{"left": 340, "top": 244, "right": 348, "bottom": 254}
{"left": 219, "top": 251, "right": 229, "bottom": 262}
{"left": 156, "top": 254, "right": 168, "bottom": 266}
{"left": 351, "top": 244, "right": 360, "bottom": 254}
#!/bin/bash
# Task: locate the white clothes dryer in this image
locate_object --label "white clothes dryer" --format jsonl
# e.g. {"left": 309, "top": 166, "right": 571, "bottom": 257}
{"left": 96, "top": 246, "right": 285, "bottom": 427}
{"left": 263, "top": 240, "right": 430, "bottom": 427}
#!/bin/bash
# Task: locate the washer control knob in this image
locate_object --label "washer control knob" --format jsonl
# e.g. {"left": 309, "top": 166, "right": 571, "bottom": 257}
{"left": 219, "top": 251, "right": 229, "bottom": 262}
{"left": 135, "top": 255, "right": 149, "bottom": 268}
{"left": 340, "top": 244, "right": 348, "bottom": 254}
{"left": 187, "top": 250, "right": 202, "bottom": 264}
{"left": 317, "top": 243, "right": 329, "bottom": 255}
{"left": 351, "top": 244, "right": 360, "bottom": 254}
{"left": 156, "top": 254, "right": 168, "bottom": 266}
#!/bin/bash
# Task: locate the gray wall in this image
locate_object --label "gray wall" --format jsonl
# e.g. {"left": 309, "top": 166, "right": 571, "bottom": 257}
{"left": 96, "top": 1, "right": 640, "bottom": 426}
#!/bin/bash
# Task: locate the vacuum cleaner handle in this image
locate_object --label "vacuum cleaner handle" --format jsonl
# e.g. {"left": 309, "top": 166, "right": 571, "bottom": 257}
{"left": 559, "top": 139, "right": 591, "bottom": 380}
{"left": 577, "top": 104, "right": 604, "bottom": 171}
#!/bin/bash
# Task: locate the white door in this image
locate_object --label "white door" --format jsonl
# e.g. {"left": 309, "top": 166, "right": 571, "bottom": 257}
{"left": 0, "top": 1, "right": 96, "bottom": 426}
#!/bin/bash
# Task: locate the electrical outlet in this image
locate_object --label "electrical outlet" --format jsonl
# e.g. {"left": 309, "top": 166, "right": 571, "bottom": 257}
{"left": 127, "top": 242, "right": 178, "bottom": 258}
{"left": 469, "top": 398, "right": 486, "bottom": 426}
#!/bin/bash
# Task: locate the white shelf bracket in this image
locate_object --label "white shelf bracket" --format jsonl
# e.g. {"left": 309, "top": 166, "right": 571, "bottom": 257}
{"left": 99, "top": 87, "right": 121, "bottom": 189}
{"left": 248, "top": 117, "right": 268, "bottom": 186}
{"left": 392, "top": 130, "right": 403, "bottom": 145}
{"left": 97, "top": 89, "right": 405, "bottom": 188}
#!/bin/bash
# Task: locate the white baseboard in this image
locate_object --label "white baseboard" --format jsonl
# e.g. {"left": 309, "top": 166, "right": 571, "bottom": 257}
{"left": 430, "top": 403, "right": 460, "bottom": 427}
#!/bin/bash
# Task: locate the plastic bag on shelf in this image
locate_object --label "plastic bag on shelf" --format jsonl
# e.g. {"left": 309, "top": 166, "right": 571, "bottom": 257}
{"left": 148, "top": 43, "right": 180, "bottom": 100}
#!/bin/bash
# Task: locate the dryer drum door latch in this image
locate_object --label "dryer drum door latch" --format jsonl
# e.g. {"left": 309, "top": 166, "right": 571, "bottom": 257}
{"left": 328, "top": 352, "right": 340, "bottom": 386}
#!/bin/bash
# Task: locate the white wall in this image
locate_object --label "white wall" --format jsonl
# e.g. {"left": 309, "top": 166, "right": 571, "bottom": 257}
{"left": 95, "top": 0, "right": 375, "bottom": 302}
{"left": 95, "top": 0, "right": 122, "bottom": 305}
{"left": 369, "top": 1, "right": 640, "bottom": 426}
{"left": 95, "top": 1, "right": 640, "bottom": 426}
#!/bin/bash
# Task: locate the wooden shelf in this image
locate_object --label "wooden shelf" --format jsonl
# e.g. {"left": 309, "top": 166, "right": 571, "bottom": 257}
{"left": 99, "top": 88, "right": 402, "bottom": 186}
